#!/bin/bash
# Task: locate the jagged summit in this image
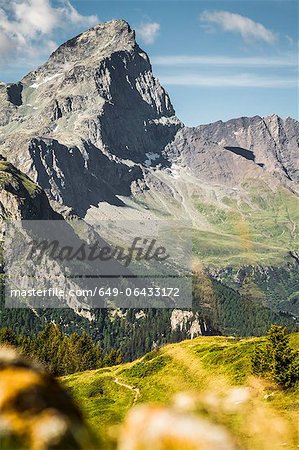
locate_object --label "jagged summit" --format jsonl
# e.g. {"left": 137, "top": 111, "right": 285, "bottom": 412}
{"left": 0, "top": 19, "right": 180, "bottom": 215}
{"left": 0, "top": 20, "right": 298, "bottom": 320}
{"left": 193, "top": 114, "right": 299, "bottom": 183}
{"left": 22, "top": 20, "right": 141, "bottom": 84}
{"left": 0, "top": 19, "right": 298, "bottom": 222}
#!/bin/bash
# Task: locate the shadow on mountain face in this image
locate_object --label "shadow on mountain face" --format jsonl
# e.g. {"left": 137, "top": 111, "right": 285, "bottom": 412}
{"left": 224, "top": 146, "right": 264, "bottom": 168}
{"left": 6, "top": 83, "right": 23, "bottom": 107}
{"left": 99, "top": 50, "right": 180, "bottom": 164}
{"left": 29, "top": 138, "right": 143, "bottom": 217}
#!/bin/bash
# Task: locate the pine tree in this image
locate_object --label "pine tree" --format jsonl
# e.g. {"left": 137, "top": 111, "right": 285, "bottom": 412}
{"left": 252, "top": 325, "right": 299, "bottom": 389}
{"left": 104, "top": 348, "right": 123, "bottom": 366}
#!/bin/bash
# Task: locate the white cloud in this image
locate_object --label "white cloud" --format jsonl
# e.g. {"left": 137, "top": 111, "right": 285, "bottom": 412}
{"left": 59, "top": 1, "right": 98, "bottom": 27}
{"left": 200, "top": 10, "right": 276, "bottom": 44}
{"left": 0, "top": 30, "right": 14, "bottom": 55}
{"left": 136, "top": 21, "right": 160, "bottom": 45}
{"left": 13, "top": 0, "right": 60, "bottom": 36}
{"left": 152, "top": 55, "right": 296, "bottom": 68}
{"left": 159, "top": 73, "right": 296, "bottom": 88}
{"left": 0, "top": 0, "right": 99, "bottom": 75}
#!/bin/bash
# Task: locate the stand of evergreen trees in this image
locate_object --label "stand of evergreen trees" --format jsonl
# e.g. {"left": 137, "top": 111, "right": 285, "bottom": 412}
{"left": 1, "top": 274, "right": 297, "bottom": 366}
{"left": 0, "top": 323, "right": 122, "bottom": 376}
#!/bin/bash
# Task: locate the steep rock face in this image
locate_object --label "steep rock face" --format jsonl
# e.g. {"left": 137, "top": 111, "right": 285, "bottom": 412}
{"left": 27, "top": 138, "right": 143, "bottom": 216}
{"left": 164, "top": 126, "right": 267, "bottom": 187}
{"left": 0, "top": 156, "right": 61, "bottom": 220}
{"left": 195, "top": 115, "right": 299, "bottom": 185}
{"left": 0, "top": 20, "right": 181, "bottom": 216}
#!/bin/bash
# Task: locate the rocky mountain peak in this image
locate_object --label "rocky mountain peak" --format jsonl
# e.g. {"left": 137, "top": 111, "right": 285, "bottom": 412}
{"left": 0, "top": 20, "right": 297, "bottom": 222}
{"left": 0, "top": 20, "right": 181, "bottom": 215}
{"left": 22, "top": 20, "right": 140, "bottom": 84}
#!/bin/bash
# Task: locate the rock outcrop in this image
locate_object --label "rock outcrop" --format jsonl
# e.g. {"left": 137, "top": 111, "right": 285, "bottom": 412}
{"left": 0, "top": 156, "right": 61, "bottom": 221}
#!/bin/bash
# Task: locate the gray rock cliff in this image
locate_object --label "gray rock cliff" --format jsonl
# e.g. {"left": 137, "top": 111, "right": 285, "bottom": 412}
{"left": 0, "top": 20, "right": 181, "bottom": 216}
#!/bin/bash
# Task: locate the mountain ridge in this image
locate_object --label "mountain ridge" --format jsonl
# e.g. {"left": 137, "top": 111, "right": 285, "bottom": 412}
{"left": 0, "top": 19, "right": 298, "bottom": 329}
{"left": 0, "top": 19, "right": 182, "bottom": 214}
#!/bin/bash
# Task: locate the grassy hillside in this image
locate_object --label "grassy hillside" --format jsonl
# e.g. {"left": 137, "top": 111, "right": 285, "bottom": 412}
{"left": 62, "top": 334, "right": 299, "bottom": 450}
{"left": 133, "top": 169, "right": 299, "bottom": 268}
{"left": 192, "top": 184, "right": 299, "bottom": 267}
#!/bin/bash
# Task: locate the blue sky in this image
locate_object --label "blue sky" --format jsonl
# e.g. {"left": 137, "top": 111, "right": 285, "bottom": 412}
{"left": 0, "top": 0, "right": 298, "bottom": 125}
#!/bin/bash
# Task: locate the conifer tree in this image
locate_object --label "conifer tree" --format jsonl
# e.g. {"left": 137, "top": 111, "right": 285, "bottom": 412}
{"left": 252, "top": 325, "right": 299, "bottom": 389}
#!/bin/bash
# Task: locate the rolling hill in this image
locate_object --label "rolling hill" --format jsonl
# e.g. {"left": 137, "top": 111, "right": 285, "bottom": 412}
{"left": 62, "top": 333, "right": 299, "bottom": 450}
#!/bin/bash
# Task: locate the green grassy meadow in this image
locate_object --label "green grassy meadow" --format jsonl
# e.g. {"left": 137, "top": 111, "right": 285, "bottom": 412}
{"left": 62, "top": 334, "right": 299, "bottom": 450}
{"left": 192, "top": 184, "right": 299, "bottom": 267}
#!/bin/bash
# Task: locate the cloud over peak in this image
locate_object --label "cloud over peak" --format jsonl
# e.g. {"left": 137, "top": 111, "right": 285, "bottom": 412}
{"left": 200, "top": 10, "right": 276, "bottom": 44}
{"left": 136, "top": 21, "right": 160, "bottom": 45}
{"left": 0, "top": 0, "right": 98, "bottom": 73}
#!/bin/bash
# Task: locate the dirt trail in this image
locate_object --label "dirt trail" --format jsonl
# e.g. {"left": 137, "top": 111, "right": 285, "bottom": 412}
{"left": 114, "top": 377, "right": 140, "bottom": 404}
{"left": 166, "top": 345, "right": 213, "bottom": 391}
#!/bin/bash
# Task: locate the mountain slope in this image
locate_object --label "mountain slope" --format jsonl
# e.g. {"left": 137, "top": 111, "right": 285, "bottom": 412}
{"left": 62, "top": 333, "right": 299, "bottom": 450}
{"left": 0, "top": 19, "right": 298, "bottom": 321}
{"left": 196, "top": 115, "right": 299, "bottom": 184}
